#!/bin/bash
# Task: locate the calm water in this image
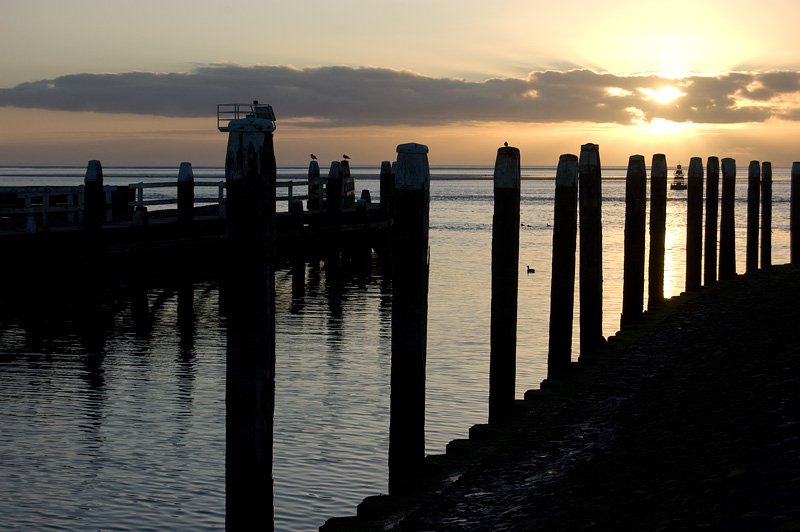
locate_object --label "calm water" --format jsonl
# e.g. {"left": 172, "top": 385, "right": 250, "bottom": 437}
{"left": 0, "top": 164, "right": 793, "bottom": 530}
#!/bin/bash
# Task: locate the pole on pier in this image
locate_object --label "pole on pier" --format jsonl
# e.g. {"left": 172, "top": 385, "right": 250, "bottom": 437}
{"left": 704, "top": 157, "right": 720, "bottom": 285}
{"left": 547, "top": 154, "right": 578, "bottom": 379}
{"left": 389, "top": 142, "right": 430, "bottom": 494}
{"left": 648, "top": 154, "right": 667, "bottom": 309}
{"left": 325, "top": 161, "right": 343, "bottom": 278}
{"left": 621, "top": 155, "right": 647, "bottom": 327}
{"left": 223, "top": 123, "right": 276, "bottom": 530}
{"left": 719, "top": 158, "right": 737, "bottom": 280}
{"left": 746, "top": 161, "right": 760, "bottom": 273}
{"left": 489, "top": 145, "right": 520, "bottom": 423}
{"left": 761, "top": 162, "right": 772, "bottom": 269}
{"left": 686, "top": 157, "right": 704, "bottom": 291}
{"left": 84, "top": 160, "right": 104, "bottom": 233}
{"left": 578, "top": 143, "right": 605, "bottom": 353}
{"left": 326, "top": 162, "right": 343, "bottom": 217}
{"left": 792, "top": 162, "right": 800, "bottom": 265}
{"left": 177, "top": 162, "right": 194, "bottom": 236}
{"left": 308, "top": 159, "right": 322, "bottom": 210}
{"left": 380, "top": 160, "right": 393, "bottom": 218}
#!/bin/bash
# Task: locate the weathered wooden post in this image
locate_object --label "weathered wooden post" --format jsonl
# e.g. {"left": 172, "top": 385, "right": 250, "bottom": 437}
{"left": 325, "top": 162, "right": 343, "bottom": 278}
{"left": 719, "top": 158, "right": 737, "bottom": 280}
{"left": 389, "top": 142, "right": 430, "bottom": 494}
{"left": 177, "top": 162, "right": 194, "bottom": 236}
{"left": 547, "top": 154, "right": 578, "bottom": 379}
{"left": 489, "top": 145, "right": 520, "bottom": 422}
{"left": 621, "top": 154, "right": 647, "bottom": 326}
{"left": 761, "top": 161, "right": 772, "bottom": 268}
{"left": 380, "top": 160, "right": 393, "bottom": 218}
{"left": 747, "top": 160, "right": 760, "bottom": 272}
{"left": 84, "top": 160, "right": 104, "bottom": 234}
{"left": 342, "top": 159, "right": 355, "bottom": 207}
{"left": 326, "top": 162, "right": 343, "bottom": 217}
{"left": 704, "top": 157, "right": 720, "bottom": 285}
{"left": 648, "top": 154, "right": 667, "bottom": 309}
{"left": 686, "top": 157, "right": 704, "bottom": 291}
{"left": 579, "top": 143, "right": 604, "bottom": 353}
{"left": 308, "top": 159, "right": 322, "bottom": 210}
{"left": 222, "top": 107, "right": 277, "bottom": 530}
{"left": 792, "top": 162, "right": 800, "bottom": 264}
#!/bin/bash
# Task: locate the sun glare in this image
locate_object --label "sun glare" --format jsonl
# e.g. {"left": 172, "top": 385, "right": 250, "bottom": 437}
{"left": 640, "top": 86, "right": 684, "bottom": 104}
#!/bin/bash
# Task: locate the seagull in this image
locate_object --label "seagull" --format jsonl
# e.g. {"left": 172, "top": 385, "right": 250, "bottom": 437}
{"left": 527, "top": 265, "right": 535, "bottom": 274}
{"left": 310, "top": 154, "right": 317, "bottom": 160}
{"left": 504, "top": 141, "right": 508, "bottom": 147}
{"left": 342, "top": 154, "right": 350, "bottom": 160}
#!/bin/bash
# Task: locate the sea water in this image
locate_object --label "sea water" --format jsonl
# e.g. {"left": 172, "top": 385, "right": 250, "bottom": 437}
{"left": 0, "top": 165, "right": 793, "bottom": 530}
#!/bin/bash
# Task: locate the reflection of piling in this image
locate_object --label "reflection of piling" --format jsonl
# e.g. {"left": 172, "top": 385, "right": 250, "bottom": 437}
{"left": 648, "top": 154, "right": 667, "bottom": 309}
{"left": 547, "top": 154, "right": 578, "bottom": 379}
{"left": 177, "top": 162, "right": 194, "bottom": 236}
{"left": 621, "top": 155, "right": 647, "bottom": 327}
{"left": 704, "top": 157, "right": 720, "bottom": 285}
{"left": 578, "top": 143, "right": 604, "bottom": 352}
{"left": 761, "top": 162, "right": 772, "bottom": 268}
{"left": 747, "top": 161, "right": 760, "bottom": 273}
{"left": 686, "top": 157, "right": 704, "bottom": 291}
{"left": 389, "top": 142, "right": 430, "bottom": 495}
{"left": 224, "top": 126, "right": 276, "bottom": 529}
{"left": 792, "top": 162, "right": 800, "bottom": 264}
{"left": 719, "top": 158, "right": 737, "bottom": 280}
{"left": 489, "top": 146, "right": 520, "bottom": 422}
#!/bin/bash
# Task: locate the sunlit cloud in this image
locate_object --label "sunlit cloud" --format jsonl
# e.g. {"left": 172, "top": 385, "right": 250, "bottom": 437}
{"left": 1, "top": 65, "right": 799, "bottom": 129}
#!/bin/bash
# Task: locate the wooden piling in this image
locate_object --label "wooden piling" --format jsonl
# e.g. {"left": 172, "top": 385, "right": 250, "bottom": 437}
{"left": 704, "top": 157, "right": 720, "bottom": 285}
{"left": 547, "top": 154, "right": 578, "bottom": 378}
{"left": 380, "top": 160, "right": 393, "bottom": 218}
{"left": 489, "top": 145, "right": 520, "bottom": 422}
{"left": 621, "top": 155, "right": 647, "bottom": 327}
{"left": 326, "top": 162, "right": 343, "bottom": 217}
{"left": 686, "top": 157, "right": 704, "bottom": 291}
{"left": 177, "top": 162, "right": 194, "bottom": 235}
{"left": 308, "top": 160, "right": 322, "bottom": 210}
{"left": 223, "top": 125, "right": 276, "bottom": 530}
{"left": 792, "top": 162, "right": 800, "bottom": 264}
{"left": 389, "top": 142, "right": 430, "bottom": 494}
{"left": 578, "top": 143, "right": 604, "bottom": 352}
{"left": 84, "top": 160, "right": 104, "bottom": 233}
{"left": 648, "top": 154, "right": 667, "bottom": 309}
{"left": 747, "top": 160, "right": 760, "bottom": 273}
{"left": 719, "top": 158, "right": 737, "bottom": 280}
{"left": 761, "top": 161, "right": 772, "bottom": 268}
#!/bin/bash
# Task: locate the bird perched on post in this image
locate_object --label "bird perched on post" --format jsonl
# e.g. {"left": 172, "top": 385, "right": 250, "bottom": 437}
{"left": 504, "top": 141, "right": 508, "bottom": 147}
{"left": 310, "top": 154, "right": 317, "bottom": 160}
{"left": 342, "top": 154, "right": 350, "bottom": 160}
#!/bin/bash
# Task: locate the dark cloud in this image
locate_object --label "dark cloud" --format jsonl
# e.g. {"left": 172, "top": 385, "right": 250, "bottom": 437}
{"left": 1, "top": 65, "right": 799, "bottom": 127}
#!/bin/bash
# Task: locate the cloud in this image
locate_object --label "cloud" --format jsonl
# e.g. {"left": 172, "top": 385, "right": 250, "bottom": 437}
{"left": 1, "top": 65, "right": 799, "bottom": 127}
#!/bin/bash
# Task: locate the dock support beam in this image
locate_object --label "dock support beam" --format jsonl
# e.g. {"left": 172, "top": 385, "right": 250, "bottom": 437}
{"left": 648, "top": 154, "right": 667, "bottom": 309}
{"left": 704, "top": 157, "right": 720, "bottom": 285}
{"left": 747, "top": 161, "right": 760, "bottom": 273}
{"left": 389, "top": 142, "right": 430, "bottom": 494}
{"left": 686, "top": 157, "right": 704, "bottom": 291}
{"left": 761, "top": 162, "right": 772, "bottom": 268}
{"left": 489, "top": 145, "right": 520, "bottom": 422}
{"left": 719, "top": 158, "right": 737, "bottom": 281}
{"left": 621, "top": 155, "right": 647, "bottom": 327}
{"left": 579, "top": 143, "right": 604, "bottom": 353}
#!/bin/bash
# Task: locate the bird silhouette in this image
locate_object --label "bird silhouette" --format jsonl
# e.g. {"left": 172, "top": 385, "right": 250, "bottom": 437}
{"left": 310, "top": 154, "right": 317, "bottom": 160}
{"left": 504, "top": 141, "right": 508, "bottom": 147}
{"left": 342, "top": 154, "right": 350, "bottom": 160}
{"left": 527, "top": 265, "right": 535, "bottom": 274}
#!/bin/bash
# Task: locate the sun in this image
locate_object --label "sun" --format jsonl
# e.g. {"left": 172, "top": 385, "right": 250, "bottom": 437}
{"left": 641, "top": 86, "right": 684, "bottom": 104}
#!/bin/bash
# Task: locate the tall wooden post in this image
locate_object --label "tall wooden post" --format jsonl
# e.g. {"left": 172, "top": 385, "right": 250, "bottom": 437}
{"left": 326, "top": 162, "right": 343, "bottom": 216}
{"left": 704, "top": 157, "right": 720, "bottom": 285}
{"left": 389, "top": 142, "right": 430, "bottom": 494}
{"left": 686, "top": 157, "right": 704, "bottom": 291}
{"left": 579, "top": 143, "right": 604, "bottom": 352}
{"left": 761, "top": 161, "right": 772, "bottom": 268}
{"left": 307, "top": 159, "right": 321, "bottom": 210}
{"left": 792, "top": 162, "right": 800, "bottom": 264}
{"left": 489, "top": 145, "right": 520, "bottom": 422}
{"left": 719, "top": 158, "right": 737, "bottom": 280}
{"left": 621, "top": 154, "right": 647, "bottom": 327}
{"left": 547, "top": 154, "right": 578, "bottom": 378}
{"left": 746, "top": 160, "right": 760, "bottom": 272}
{"left": 380, "top": 160, "right": 393, "bottom": 218}
{"left": 84, "top": 160, "right": 104, "bottom": 234}
{"left": 648, "top": 154, "right": 667, "bottom": 309}
{"left": 177, "top": 162, "right": 194, "bottom": 236}
{"left": 223, "top": 118, "right": 276, "bottom": 530}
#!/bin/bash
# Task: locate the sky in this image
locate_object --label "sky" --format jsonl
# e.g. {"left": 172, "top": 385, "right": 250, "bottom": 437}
{"left": 1, "top": 0, "right": 800, "bottom": 167}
